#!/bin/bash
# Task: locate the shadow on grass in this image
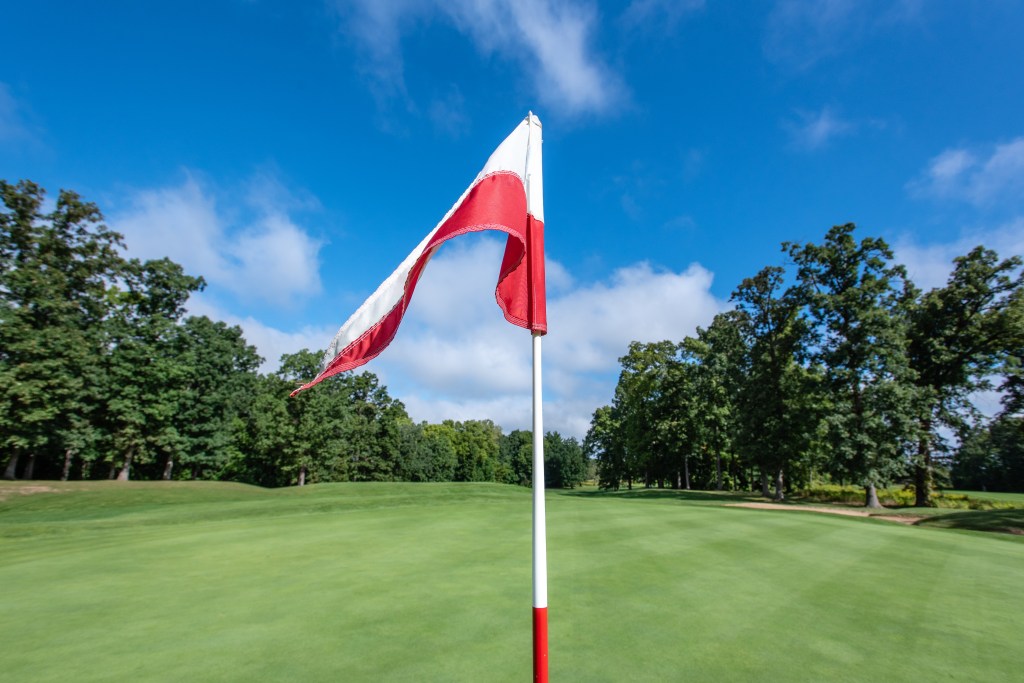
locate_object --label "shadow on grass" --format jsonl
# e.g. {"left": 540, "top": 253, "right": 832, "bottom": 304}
{"left": 917, "top": 508, "right": 1024, "bottom": 536}
{"left": 562, "top": 488, "right": 768, "bottom": 505}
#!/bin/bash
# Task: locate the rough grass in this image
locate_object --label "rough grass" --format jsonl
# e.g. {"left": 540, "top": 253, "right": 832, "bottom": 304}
{"left": 945, "top": 490, "right": 1024, "bottom": 505}
{"left": 1, "top": 482, "right": 1022, "bottom": 682}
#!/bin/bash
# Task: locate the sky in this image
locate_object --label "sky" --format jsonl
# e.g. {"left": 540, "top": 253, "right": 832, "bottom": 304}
{"left": 2, "top": 1, "right": 1023, "bottom": 439}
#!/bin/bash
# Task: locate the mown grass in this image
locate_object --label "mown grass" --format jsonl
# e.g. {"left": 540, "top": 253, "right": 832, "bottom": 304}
{"left": 916, "top": 508, "right": 1024, "bottom": 535}
{"left": 1, "top": 481, "right": 1022, "bottom": 682}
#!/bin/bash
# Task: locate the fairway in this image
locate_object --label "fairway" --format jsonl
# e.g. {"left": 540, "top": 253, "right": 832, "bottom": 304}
{"left": 1, "top": 482, "right": 1022, "bottom": 682}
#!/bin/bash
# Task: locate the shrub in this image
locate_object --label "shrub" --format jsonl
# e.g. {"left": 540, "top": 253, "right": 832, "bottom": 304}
{"left": 796, "top": 485, "right": 1019, "bottom": 510}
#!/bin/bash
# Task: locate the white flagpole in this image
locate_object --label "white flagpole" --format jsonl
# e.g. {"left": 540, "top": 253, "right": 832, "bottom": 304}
{"left": 525, "top": 111, "right": 549, "bottom": 683}
{"left": 532, "top": 331, "right": 548, "bottom": 682}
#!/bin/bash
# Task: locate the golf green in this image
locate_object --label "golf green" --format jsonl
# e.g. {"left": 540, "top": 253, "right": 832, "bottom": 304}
{"left": 1, "top": 482, "right": 1021, "bottom": 681}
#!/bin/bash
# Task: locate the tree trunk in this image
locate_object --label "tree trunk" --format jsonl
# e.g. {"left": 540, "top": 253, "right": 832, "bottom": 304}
{"left": 23, "top": 453, "right": 36, "bottom": 480}
{"left": 683, "top": 456, "right": 691, "bottom": 490}
{"left": 298, "top": 465, "right": 307, "bottom": 487}
{"left": 162, "top": 455, "right": 174, "bottom": 481}
{"left": 108, "top": 460, "right": 117, "bottom": 479}
{"left": 675, "top": 470, "right": 682, "bottom": 489}
{"left": 715, "top": 452, "right": 723, "bottom": 491}
{"left": 773, "top": 468, "right": 785, "bottom": 502}
{"left": 864, "top": 482, "right": 882, "bottom": 509}
{"left": 61, "top": 449, "right": 74, "bottom": 481}
{"left": 117, "top": 449, "right": 134, "bottom": 481}
{"left": 3, "top": 452, "right": 20, "bottom": 480}
{"left": 914, "top": 419, "right": 933, "bottom": 507}
{"left": 760, "top": 471, "right": 771, "bottom": 498}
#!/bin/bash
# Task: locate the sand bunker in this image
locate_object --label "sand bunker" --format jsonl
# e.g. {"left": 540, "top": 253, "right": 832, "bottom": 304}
{"left": 0, "top": 484, "right": 61, "bottom": 502}
{"left": 727, "top": 502, "right": 926, "bottom": 525}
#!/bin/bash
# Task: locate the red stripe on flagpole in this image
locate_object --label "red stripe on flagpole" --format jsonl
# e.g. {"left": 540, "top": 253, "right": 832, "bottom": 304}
{"left": 533, "top": 606, "right": 548, "bottom": 682}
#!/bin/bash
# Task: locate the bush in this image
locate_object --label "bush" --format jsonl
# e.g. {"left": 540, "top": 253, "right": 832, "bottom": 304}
{"left": 796, "top": 484, "right": 1018, "bottom": 510}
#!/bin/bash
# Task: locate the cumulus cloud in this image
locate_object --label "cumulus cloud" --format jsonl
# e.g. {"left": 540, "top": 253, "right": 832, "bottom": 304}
{"left": 894, "top": 217, "right": 1024, "bottom": 291}
{"left": 186, "top": 294, "right": 335, "bottom": 372}
{"left": 112, "top": 172, "right": 324, "bottom": 308}
{"left": 902, "top": 137, "right": 1024, "bottom": 290}
{"left": 365, "top": 236, "right": 726, "bottom": 437}
{"left": 185, "top": 229, "right": 724, "bottom": 438}
{"left": 908, "top": 138, "right": 1024, "bottom": 208}
{"left": 332, "top": 0, "right": 624, "bottom": 117}
{"left": 785, "top": 106, "right": 854, "bottom": 150}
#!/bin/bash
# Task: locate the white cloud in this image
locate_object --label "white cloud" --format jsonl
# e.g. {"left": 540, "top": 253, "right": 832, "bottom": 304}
{"left": 367, "top": 236, "right": 726, "bottom": 437}
{"left": 764, "top": 0, "right": 922, "bottom": 69}
{"left": 186, "top": 294, "right": 335, "bottom": 372}
{"left": 0, "top": 83, "right": 39, "bottom": 145}
{"left": 903, "top": 137, "right": 1024, "bottom": 291}
{"left": 764, "top": 0, "right": 860, "bottom": 67}
{"left": 332, "top": 0, "right": 624, "bottom": 117}
{"left": 785, "top": 106, "right": 854, "bottom": 150}
{"left": 893, "top": 217, "right": 1024, "bottom": 291}
{"left": 184, "top": 232, "right": 724, "bottom": 438}
{"left": 428, "top": 85, "right": 470, "bottom": 138}
{"left": 909, "top": 135, "right": 1024, "bottom": 206}
{"left": 909, "top": 137, "right": 1024, "bottom": 208}
{"left": 112, "top": 172, "right": 323, "bottom": 308}
{"left": 621, "top": 0, "right": 705, "bottom": 31}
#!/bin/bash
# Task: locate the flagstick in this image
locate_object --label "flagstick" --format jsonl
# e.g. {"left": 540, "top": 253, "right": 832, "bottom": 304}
{"left": 532, "top": 331, "right": 548, "bottom": 683}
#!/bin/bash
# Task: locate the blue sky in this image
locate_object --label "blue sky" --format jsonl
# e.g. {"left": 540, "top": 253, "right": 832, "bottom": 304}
{"left": 3, "top": 1, "right": 1023, "bottom": 438}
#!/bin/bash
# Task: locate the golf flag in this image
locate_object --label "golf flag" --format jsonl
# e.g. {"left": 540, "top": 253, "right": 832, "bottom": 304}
{"left": 291, "top": 113, "right": 546, "bottom": 396}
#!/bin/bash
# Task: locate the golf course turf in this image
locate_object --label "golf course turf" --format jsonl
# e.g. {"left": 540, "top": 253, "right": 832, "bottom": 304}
{"left": 1, "top": 481, "right": 1021, "bottom": 681}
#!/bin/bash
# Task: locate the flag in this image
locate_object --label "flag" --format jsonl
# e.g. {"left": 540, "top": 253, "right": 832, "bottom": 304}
{"left": 291, "top": 113, "right": 546, "bottom": 396}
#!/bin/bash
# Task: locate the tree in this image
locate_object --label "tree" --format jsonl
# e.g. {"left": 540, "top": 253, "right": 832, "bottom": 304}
{"left": 906, "top": 247, "right": 1024, "bottom": 505}
{"left": 276, "top": 350, "right": 350, "bottom": 485}
{"left": 337, "top": 371, "right": 407, "bottom": 482}
{"left": 952, "top": 415, "right": 1024, "bottom": 492}
{"left": 613, "top": 341, "right": 681, "bottom": 488}
{"left": 679, "top": 312, "right": 746, "bottom": 491}
{"left": 100, "top": 258, "right": 205, "bottom": 480}
{"left": 225, "top": 373, "right": 295, "bottom": 487}
{"left": 1002, "top": 351, "right": 1024, "bottom": 417}
{"left": 499, "top": 429, "right": 534, "bottom": 486}
{"left": 584, "top": 406, "right": 625, "bottom": 490}
{"left": 731, "top": 268, "right": 819, "bottom": 500}
{"left": 170, "top": 316, "right": 262, "bottom": 480}
{"left": 786, "top": 224, "right": 919, "bottom": 508}
{"left": 544, "top": 431, "right": 586, "bottom": 488}
{"left": 395, "top": 422, "right": 457, "bottom": 482}
{"left": 272, "top": 351, "right": 407, "bottom": 485}
{"left": 1, "top": 180, "right": 127, "bottom": 480}
{"left": 447, "top": 419, "right": 502, "bottom": 482}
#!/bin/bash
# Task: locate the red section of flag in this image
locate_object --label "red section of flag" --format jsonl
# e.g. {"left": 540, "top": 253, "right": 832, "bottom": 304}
{"left": 291, "top": 171, "right": 545, "bottom": 396}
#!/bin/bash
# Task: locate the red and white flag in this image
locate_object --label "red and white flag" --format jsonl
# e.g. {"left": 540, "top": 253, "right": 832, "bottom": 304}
{"left": 292, "top": 113, "right": 546, "bottom": 396}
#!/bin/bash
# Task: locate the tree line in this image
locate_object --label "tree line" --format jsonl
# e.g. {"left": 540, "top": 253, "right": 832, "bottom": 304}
{"left": 0, "top": 180, "right": 588, "bottom": 489}
{"left": 584, "top": 224, "right": 1024, "bottom": 506}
